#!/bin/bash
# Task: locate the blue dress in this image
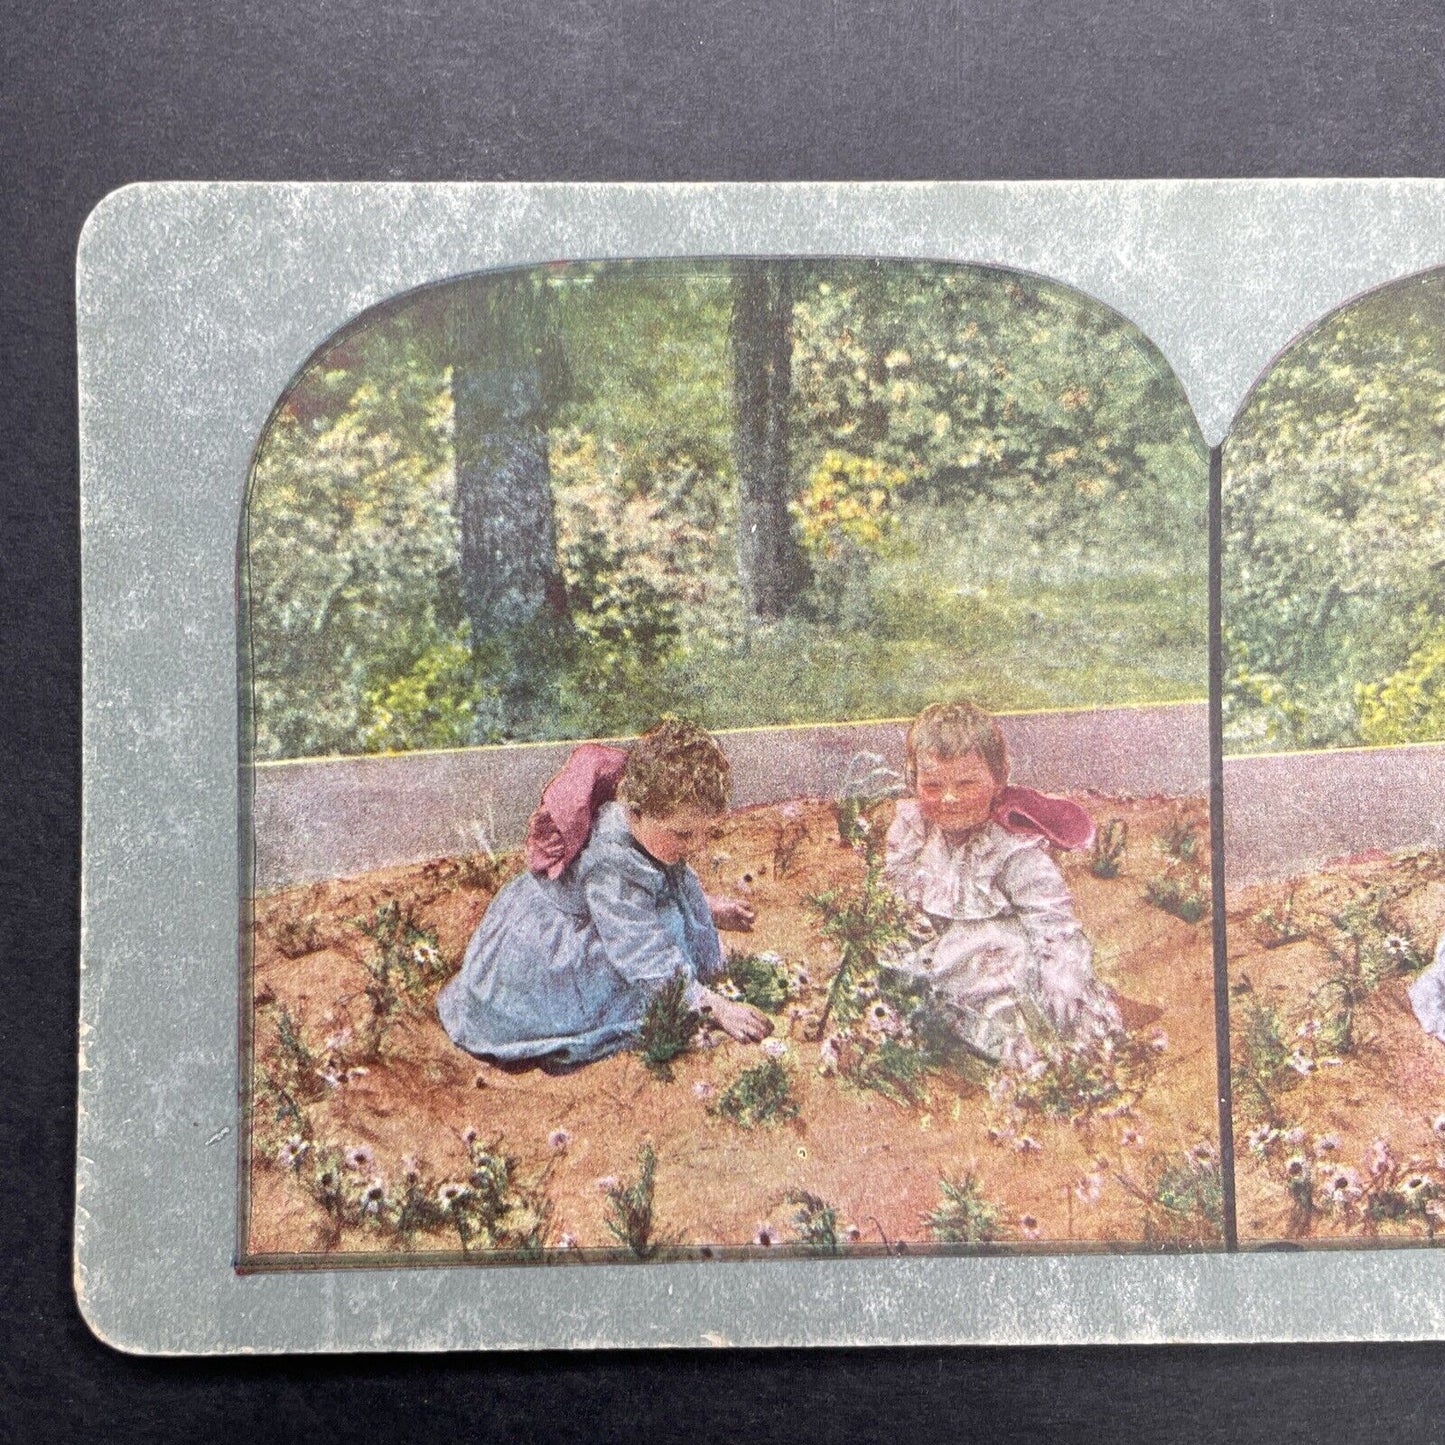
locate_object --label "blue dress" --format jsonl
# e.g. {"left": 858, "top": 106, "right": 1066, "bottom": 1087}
{"left": 437, "top": 802, "right": 724, "bottom": 1065}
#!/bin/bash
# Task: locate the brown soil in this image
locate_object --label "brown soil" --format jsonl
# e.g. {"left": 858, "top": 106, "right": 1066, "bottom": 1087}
{"left": 1228, "top": 849, "right": 1445, "bottom": 1244}
{"left": 245, "top": 793, "right": 1220, "bottom": 1262}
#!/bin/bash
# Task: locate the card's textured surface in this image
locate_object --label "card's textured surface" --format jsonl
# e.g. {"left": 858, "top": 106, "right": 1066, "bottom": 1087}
{"left": 78, "top": 180, "right": 1445, "bottom": 1351}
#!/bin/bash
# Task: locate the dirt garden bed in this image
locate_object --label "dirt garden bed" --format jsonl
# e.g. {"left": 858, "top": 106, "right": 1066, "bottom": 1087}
{"left": 244, "top": 791, "right": 1222, "bottom": 1265}
{"left": 1228, "top": 848, "right": 1445, "bottom": 1246}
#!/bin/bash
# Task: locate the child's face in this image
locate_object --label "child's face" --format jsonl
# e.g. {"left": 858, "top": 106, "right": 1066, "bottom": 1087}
{"left": 628, "top": 807, "right": 715, "bottom": 866}
{"left": 914, "top": 750, "right": 1002, "bottom": 837}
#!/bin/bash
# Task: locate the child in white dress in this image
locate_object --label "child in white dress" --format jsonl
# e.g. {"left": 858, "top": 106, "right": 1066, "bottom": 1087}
{"left": 884, "top": 701, "right": 1122, "bottom": 1067}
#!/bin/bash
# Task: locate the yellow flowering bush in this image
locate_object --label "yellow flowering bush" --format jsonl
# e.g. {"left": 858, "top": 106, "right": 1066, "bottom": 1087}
{"left": 791, "top": 449, "right": 909, "bottom": 559}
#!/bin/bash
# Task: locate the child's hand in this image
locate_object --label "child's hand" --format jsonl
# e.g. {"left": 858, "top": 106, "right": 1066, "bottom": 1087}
{"left": 707, "top": 894, "right": 756, "bottom": 932}
{"left": 698, "top": 988, "right": 773, "bottom": 1043}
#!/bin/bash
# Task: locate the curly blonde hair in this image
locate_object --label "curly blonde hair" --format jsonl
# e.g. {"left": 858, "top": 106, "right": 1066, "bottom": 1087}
{"left": 616, "top": 717, "right": 731, "bottom": 819}
{"left": 904, "top": 700, "right": 1010, "bottom": 790}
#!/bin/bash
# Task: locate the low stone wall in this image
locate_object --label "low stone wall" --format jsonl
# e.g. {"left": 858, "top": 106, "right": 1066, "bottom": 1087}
{"left": 247, "top": 703, "right": 1209, "bottom": 890}
{"left": 1222, "top": 741, "right": 1445, "bottom": 888}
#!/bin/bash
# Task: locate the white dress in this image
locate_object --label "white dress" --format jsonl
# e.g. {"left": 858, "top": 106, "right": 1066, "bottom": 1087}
{"left": 883, "top": 799, "right": 1121, "bottom": 1066}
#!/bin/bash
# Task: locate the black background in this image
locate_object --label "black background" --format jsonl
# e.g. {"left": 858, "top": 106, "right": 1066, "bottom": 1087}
{"left": 6, "top": 1, "right": 1445, "bottom": 1439}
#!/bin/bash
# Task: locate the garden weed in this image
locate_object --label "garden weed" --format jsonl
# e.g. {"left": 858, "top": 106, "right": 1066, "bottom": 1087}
{"left": 712, "top": 1058, "right": 800, "bottom": 1128}
{"left": 1158, "top": 805, "right": 1206, "bottom": 865}
{"left": 843, "top": 1035, "right": 931, "bottom": 1105}
{"left": 1144, "top": 867, "right": 1209, "bottom": 925}
{"left": 723, "top": 949, "right": 792, "bottom": 1013}
{"left": 603, "top": 1141, "right": 672, "bottom": 1260}
{"left": 771, "top": 812, "right": 809, "bottom": 879}
{"left": 1122, "top": 1144, "right": 1225, "bottom": 1242}
{"left": 273, "top": 912, "right": 327, "bottom": 959}
{"left": 449, "top": 1135, "right": 554, "bottom": 1256}
{"left": 1251, "top": 888, "right": 1307, "bottom": 949}
{"left": 787, "top": 1191, "right": 843, "bottom": 1256}
{"left": 1089, "top": 817, "right": 1128, "bottom": 879}
{"left": 352, "top": 901, "right": 448, "bottom": 1056}
{"left": 636, "top": 971, "right": 702, "bottom": 1079}
{"left": 268, "top": 1003, "right": 329, "bottom": 1103}
{"left": 807, "top": 860, "right": 909, "bottom": 1032}
{"left": 925, "top": 1171, "right": 1006, "bottom": 1244}
{"left": 1231, "top": 999, "right": 1295, "bottom": 1125}
{"left": 999, "top": 1032, "right": 1156, "bottom": 1127}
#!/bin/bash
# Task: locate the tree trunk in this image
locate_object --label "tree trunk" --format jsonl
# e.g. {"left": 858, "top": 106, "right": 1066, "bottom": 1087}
{"left": 448, "top": 274, "right": 566, "bottom": 738}
{"left": 731, "top": 260, "right": 808, "bottom": 621}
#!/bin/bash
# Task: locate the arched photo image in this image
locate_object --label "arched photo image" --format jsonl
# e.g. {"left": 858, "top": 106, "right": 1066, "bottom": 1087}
{"left": 1224, "top": 270, "right": 1445, "bottom": 1246}
{"left": 240, "top": 257, "right": 1220, "bottom": 1267}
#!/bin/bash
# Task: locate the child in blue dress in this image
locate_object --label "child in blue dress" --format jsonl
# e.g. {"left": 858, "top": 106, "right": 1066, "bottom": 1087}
{"left": 438, "top": 719, "right": 770, "bottom": 1067}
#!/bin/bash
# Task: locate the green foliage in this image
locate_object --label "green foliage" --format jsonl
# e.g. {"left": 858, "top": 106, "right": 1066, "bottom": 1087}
{"left": 1358, "top": 617, "right": 1445, "bottom": 744}
{"left": 268, "top": 1004, "right": 327, "bottom": 1104}
{"left": 1146, "top": 1146, "right": 1225, "bottom": 1241}
{"left": 245, "top": 307, "right": 462, "bottom": 759}
{"left": 807, "top": 858, "right": 911, "bottom": 1032}
{"left": 247, "top": 260, "right": 1208, "bottom": 759}
{"left": 712, "top": 1058, "right": 800, "bottom": 1129}
{"left": 925, "top": 1171, "right": 1006, "bottom": 1244}
{"left": 1144, "top": 868, "right": 1209, "bottom": 925}
{"left": 635, "top": 972, "right": 702, "bottom": 1079}
{"left": 449, "top": 1135, "right": 554, "bottom": 1255}
{"left": 1089, "top": 817, "right": 1128, "bottom": 879}
{"left": 603, "top": 1141, "right": 672, "bottom": 1259}
{"left": 358, "top": 624, "right": 484, "bottom": 753}
{"left": 723, "top": 950, "right": 792, "bottom": 1014}
{"left": 1224, "top": 272, "right": 1445, "bottom": 752}
{"left": 353, "top": 902, "right": 447, "bottom": 1056}
{"left": 786, "top": 1190, "right": 843, "bottom": 1255}
{"left": 1002, "top": 1033, "right": 1156, "bottom": 1127}
{"left": 1231, "top": 999, "right": 1295, "bottom": 1124}
{"left": 844, "top": 1035, "right": 932, "bottom": 1105}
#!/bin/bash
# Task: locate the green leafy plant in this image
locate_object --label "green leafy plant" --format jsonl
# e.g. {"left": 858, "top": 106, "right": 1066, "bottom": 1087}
{"left": 1089, "top": 817, "right": 1128, "bottom": 879}
{"left": 1231, "top": 999, "right": 1295, "bottom": 1125}
{"left": 603, "top": 1141, "right": 673, "bottom": 1260}
{"left": 1251, "top": 889, "right": 1307, "bottom": 949}
{"left": 807, "top": 859, "right": 910, "bottom": 1032}
{"left": 712, "top": 1058, "right": 800, "bottom": 1129}
{"left": 843, "top": 1035, "right": 932, "bottom": 1106}
{"left": 723, "top": 950, "right": 792, "bottom": 1014}
{"left": 1000, "top": 1032, "right": 1155, "bottom": 1127}
{"left": 832, "top": 752, "right": 904, "bottom": 848}
{"left": 267, "top": 1004, "right": 328, "bottom": 1104}
{"left": 787, "top": 1190, "right": 843, "bottom": 1256}
{"left": 925, "top": 1171, "right": 1006, "bottom": 1244}
{"left": 636, "top": 972, "right": 702, "bottom": 1079}
{"left": 352, "top": 901, "right": 448, "bottom": 1056}
{"left": 447, "top": 1135, "right": 554, "bottom": 1256}
{"left": 1158, "top": 806, "right": 1206, "bottom": 865}
{"left": 1118, "top": 1144, "right": 1225, "bottom": 1243}
{"left": 1144, "top": 868, "right": 1209, "bottom": 925}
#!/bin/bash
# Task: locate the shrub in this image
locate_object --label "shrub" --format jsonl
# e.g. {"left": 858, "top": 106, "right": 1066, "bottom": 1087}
{"left": 712, "top": 1058, "right": 800, "bottom": 1129}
